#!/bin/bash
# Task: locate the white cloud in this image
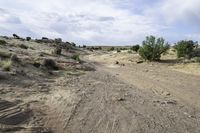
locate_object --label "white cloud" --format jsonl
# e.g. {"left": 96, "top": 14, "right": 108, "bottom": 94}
{"left": 0, "top": 0, "right": 199, "bottom": 45}
{"left": 0, "top": 0, "right": 164, "bottom": 45}
{"left": 186, "top": 34, "right": 200, "bottom": 41}
{"left": 163, "top": 0, "right": 200, "bottom": 24}
{"left": 147, "top": 0, "right": 200, "bottom": 25}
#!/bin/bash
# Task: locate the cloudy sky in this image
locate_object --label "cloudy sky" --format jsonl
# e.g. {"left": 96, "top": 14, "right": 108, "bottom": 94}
{"left": 0, "top": 0, "right": 200, "bottom": 45}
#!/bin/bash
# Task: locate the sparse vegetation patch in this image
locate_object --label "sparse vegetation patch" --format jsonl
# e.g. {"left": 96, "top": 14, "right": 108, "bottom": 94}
{"left": 139, "top": 35, "right": 169, "bottom": 61}
{"left": 72, "top": 54, "right": 81, "bottom": 62}
{"left": 0, "top": 50, "right": 12, "bottom": 58}
{"left": 53, "top": 47, "right": 62, "bottom": 55}
{"left": 0, "top": 60, "right": 12, "bottom": 71}
{"left": 0, "top": 40, "right": 7, "bottom": 46}
{"left": 131, "top": 45, "right": 140, "bottom": 52}
{"left": 19, "top": 44, "right": 28, "bottom": 49}
{"left": 26, "top": 37, "right": 31, "bottom": 41}
{"left": 117, "top": 48, "right": 121, "bottom": 53}
{"left": 108, "top": 47, "right": 115, "bottom": 51}
{"left": 174, "top": 40, "right": 195, "bottom": 59}
{"left": 10, "top": 54, "right": 19, "bottom": 62}
{"left": 42, "top": 58, "right": 59, "bottom": 70}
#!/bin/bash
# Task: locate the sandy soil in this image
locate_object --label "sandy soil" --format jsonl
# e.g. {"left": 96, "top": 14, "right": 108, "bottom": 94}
{"left": 1, "top": 39, "right": 200, "bottom": 133}
{"left": 86, "top": 52, "right": 200, "bottom": 109}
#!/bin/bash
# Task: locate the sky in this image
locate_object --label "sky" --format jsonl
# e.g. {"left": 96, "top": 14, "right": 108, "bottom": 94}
{"left": 0, "top": 0, "right": 200, "bottom": 45}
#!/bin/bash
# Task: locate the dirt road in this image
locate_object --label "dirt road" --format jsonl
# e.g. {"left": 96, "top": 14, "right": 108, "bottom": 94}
{"left": 46, "top": 67, "right": 200, "bottom": 133}
{"left": 87, "top": 52, "right": 200, "bottom": 109}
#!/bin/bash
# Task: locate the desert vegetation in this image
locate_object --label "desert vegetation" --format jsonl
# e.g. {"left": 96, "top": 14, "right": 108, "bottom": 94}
{"left": 131, "top": 44, "right": 140, "bottom": 52}
{"left": 0, "top": 50, "right": 12, "bottom": 58}
{"left": 71, "top": 54, "right": 81, "bottom": 62}
{"left": 26, "top": 37, "right": 31, "bottom": 41}
{"left": 174, "top": 40, "right": 197, "bottom": 59}
{"left": 138, "top": 35, "right": 170, "bottom": 61}
{"left": 0, "top": 40, "right": 7, "bottom": 46}
{"left": 0, "top": 60, "right": 12, "bottom": 71}
{"left": 53, "top": 47, "right": 62, "bottom": 55}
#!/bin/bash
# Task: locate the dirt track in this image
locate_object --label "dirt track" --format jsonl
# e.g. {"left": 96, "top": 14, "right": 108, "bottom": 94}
{"left": 45, "top": 67, "right": 200, "bottom": 133}
{"left": 1, "top": 51, "right": 200, "bottom": 133}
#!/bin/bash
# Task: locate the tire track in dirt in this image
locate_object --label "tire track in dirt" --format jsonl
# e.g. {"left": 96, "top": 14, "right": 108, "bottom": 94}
{"left": 0, "top": 99, "right": 52, "bottom": 133}
{"left": 44, "top": 67, "right": 200, "bottom": 133}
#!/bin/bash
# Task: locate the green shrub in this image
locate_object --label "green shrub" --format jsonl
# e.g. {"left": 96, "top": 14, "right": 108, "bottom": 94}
{"left": 55, "top": 38, "right": 62, "bottom": 44}
{"left": 72, "top": 54, "right": 80, "bottom": 62}
{"left": 71, "top": 42, "right": 76, "bottom": 47}
{"left": 139, "top": 35, "right": 169, "bottom": 61}
{"left": 26, "top": 37, "right": 31, "bottom": 41}
{"left": 128, "top": 50, "right": 132, "bottom": 54}
{"left": 174, "top": 40, "right": 195, "bottom": 58}
{"left": 108, "top": 47, "right": 115, "bottom": 51}
{"left": 0, "top": 60, "right": 12, "bottom": 71}
{"left": 42, "top": 59, "right": 58, "bottom": 70}
{"left": 10, "top": 54, "right": 19, "bottom": 62}
{"left": 53, "top": 47, "right": 62, "bottom": 55}
{"left": 189, "top": 48, "right": 200, "bottom": 58}
{"left": 117, "top": 48, "right": 121, "bottom": 53}
{"left": 0, "top": 40, "right": 6, "bottom": 46}
{"left": 120, "top": 47, "right": 128, "bottom": 50}
{"left": 131, "top": 45, "right": 140, "bottom": 52}
{"left": 195, "top": 57, "right": 200, "bottom": 63}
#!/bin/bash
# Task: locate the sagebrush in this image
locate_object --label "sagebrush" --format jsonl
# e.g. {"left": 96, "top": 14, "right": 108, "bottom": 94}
{"left": 174, "top": 40, "right": 195, "bottom": 59}
{"left": 139, "top": 36, "right": 169, "bottom": 61}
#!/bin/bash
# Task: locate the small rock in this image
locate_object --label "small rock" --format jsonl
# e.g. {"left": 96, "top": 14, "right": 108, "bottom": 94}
{"left": 42, "top": 59, "right": 59, "bottom": 70}
{"left": 9, "top": 71, "right": 17, "bottom": 76}
{"left": 48, "top": 71, "right": 54, "bottom": 75}
{"left": 115, "top": 61, "right": 119, "bottom": 64}
{"left": 136, "top": 60, "right": 143, "bottom": 64}
{"left": 33, "top": 62, "right": 41, "bottom": 68}
{"left": 117, "top": 97, "right": 125, "bottom": 101}
{"left": 10, "top": 54, "right": 19, "bottom": 62}
{"left": 39, "top": 53, "right": 44, "bottom": 57}
{"left": 153, "top": 100, "right": 160, "bottom": 103}
{"left": 0, "top": 71, "right": 9, "bottom": 79}
{"left": 184, "top": 112, "right": 195, "bottom": 118}
{"left": 162, "top": 91, "right": 170, "bottom": 96}
{"left": 166, "top": 100, "right": 177, "bottom": 104}
{"left": 161, "top": 100, "right": 177, "bottom": 105}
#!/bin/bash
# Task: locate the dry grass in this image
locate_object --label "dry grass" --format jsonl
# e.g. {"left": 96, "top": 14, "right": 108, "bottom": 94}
{"left": 172, "top": 63, "right": 200, "bottom": 75}
{"left": 71, "top": 54, "right": 80, "bottom": 62}
{"left": 0, "top": 40, "right": 7, "bottom": 46}
{"left": 0, "top": 50, "right": 12, "bottom": 58}
{"left": 19, "top": 44, "right": 28, "bottom": 49}
{"left": 0, "top": 60, "right": 12, "bottom": 71}
{"left": 193, "top": 57, "right": 200, "bottom": 63}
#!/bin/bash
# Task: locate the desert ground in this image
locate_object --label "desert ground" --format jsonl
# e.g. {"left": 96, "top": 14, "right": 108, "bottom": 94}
{"left": 0, "top": 37, "right": 200, "bottom": 133}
